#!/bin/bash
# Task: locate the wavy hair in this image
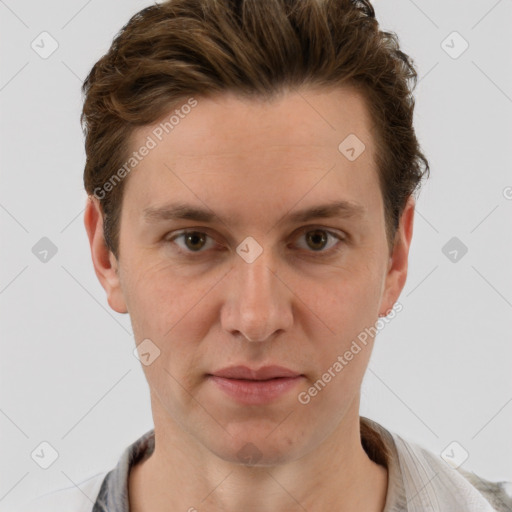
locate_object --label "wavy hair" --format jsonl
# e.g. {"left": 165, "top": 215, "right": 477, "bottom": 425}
{"left": 81, "top": 0, "right": 430, "bottom": 258}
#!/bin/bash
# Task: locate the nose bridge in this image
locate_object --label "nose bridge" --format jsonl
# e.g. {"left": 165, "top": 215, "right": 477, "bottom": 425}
{"left": 223, "top": 239, "right": 292, "bottom": 342}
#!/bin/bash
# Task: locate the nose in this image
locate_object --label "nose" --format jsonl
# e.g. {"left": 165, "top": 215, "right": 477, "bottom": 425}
{"left": 220, "top": 242, "right": 293, "bottom": 342}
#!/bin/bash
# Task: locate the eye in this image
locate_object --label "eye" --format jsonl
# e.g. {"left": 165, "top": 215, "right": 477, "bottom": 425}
{"left": 293, "top": 227, "right": 345, "bottom": 254}
{"left": 166, "top": 227, "right": 345, "bottom": 257}
{"left": 167, "top": 230, "right": 218, "bottom": 254}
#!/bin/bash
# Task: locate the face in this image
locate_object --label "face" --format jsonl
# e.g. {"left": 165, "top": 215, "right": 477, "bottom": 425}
{"left": 86, "top": 85, "right": 413, "bottom": 466}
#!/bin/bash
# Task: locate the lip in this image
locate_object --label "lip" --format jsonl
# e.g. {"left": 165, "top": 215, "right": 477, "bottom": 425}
{"left": 210, "top": 365, "right": 302, "bottom": 380}
{"left": 207, "top": 365, "right": 304, "bottom": 405}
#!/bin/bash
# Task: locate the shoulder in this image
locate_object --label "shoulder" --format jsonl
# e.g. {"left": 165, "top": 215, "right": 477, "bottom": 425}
{"left": 455, "top": 466, "right": 512, "bottom": 512}
{"left": 15, "top": 471, "right": 108, "bottom": 512}
{"left": 392, "top": 432, "right": 512, "bottom": 512}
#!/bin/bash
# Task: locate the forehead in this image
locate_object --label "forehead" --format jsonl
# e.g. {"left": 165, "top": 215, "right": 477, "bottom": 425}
{"left": 135, "top": 85, "right": 373, "bottom": 154}
{"left": 122, "top": 86, "right": 379, "bottom": 216}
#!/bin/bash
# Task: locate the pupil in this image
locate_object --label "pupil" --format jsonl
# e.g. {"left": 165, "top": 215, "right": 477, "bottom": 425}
{"left": 308, "top": 230, "right": 326, "bottom": 251}
{"left": 186, "top": 232, "right": 204, "bottom": 251}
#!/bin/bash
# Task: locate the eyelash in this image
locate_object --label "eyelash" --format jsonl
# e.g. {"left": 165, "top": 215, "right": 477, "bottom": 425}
{"left": 165, "top": 226, "right": 346, "bottom": 258}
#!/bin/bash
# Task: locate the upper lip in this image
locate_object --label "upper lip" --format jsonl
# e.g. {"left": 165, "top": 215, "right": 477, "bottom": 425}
{"left": 210, "top": 365, "right": 302, "bottom": 380}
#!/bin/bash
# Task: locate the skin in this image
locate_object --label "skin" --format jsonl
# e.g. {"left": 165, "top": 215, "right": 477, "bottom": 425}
{"left": 84, "top": 85, "right": 414, "bottom": 512}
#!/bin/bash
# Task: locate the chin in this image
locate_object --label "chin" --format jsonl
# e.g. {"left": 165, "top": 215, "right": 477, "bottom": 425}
{"left": 204, "top": 428, "right": 306, "bottom": 467}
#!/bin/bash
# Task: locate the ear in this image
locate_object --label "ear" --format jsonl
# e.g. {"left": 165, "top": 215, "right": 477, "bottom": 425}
{"left": 378, "top": 195, "right": 415, "bottom": 317}
{"left": 83, "top": 196, "right": 128, "bottom": 314}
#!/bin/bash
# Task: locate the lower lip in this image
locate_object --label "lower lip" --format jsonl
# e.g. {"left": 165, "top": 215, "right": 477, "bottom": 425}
{"left": 208, "top": 375, "right": 304, "bottom": 405}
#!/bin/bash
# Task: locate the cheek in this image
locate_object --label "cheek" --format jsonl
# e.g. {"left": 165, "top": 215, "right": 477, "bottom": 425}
{"left": 123, "top": 263, "right": 220, "bottom": 385}
{"left": 299, "top": 264, "right": 382, "bottom": 390}
{"left": 306, "top": 265, "right": 382, "bottom": 338}
{"left": 122, "top": 258, "right": 213, "bottom": 334}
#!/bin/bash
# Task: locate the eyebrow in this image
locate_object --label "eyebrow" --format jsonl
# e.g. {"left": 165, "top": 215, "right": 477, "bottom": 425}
{"left": 142, "top": 200, "right": 366, "bottom": 226}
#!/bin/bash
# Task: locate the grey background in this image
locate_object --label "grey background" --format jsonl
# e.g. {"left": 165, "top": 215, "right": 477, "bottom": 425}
{"left": 1, "top": 0, "right": 511, "bottom": 508}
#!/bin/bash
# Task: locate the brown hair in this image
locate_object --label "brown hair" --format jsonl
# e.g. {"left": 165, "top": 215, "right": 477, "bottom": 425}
{"left": 81, "top": 0, "right": 430, "bottom": 259}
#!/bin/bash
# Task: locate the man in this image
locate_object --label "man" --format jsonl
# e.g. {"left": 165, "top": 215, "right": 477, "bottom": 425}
{"left": 18, "top": 0, "right": 512, "bottom": 510}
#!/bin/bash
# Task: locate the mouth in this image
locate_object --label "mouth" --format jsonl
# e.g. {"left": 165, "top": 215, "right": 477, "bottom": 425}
{"left": 207, "top": 365, "right": 304, "bottom": 405}
{"left": 209, "top": 365, "right": 302, "bottom": 380}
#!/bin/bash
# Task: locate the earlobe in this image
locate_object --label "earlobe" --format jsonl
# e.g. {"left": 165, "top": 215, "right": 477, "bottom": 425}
{"left": 83, "top": 196, "right": 128, "bottom": 314}
{"left": 378, "top": 196, "right": 415, "bottom": 317}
